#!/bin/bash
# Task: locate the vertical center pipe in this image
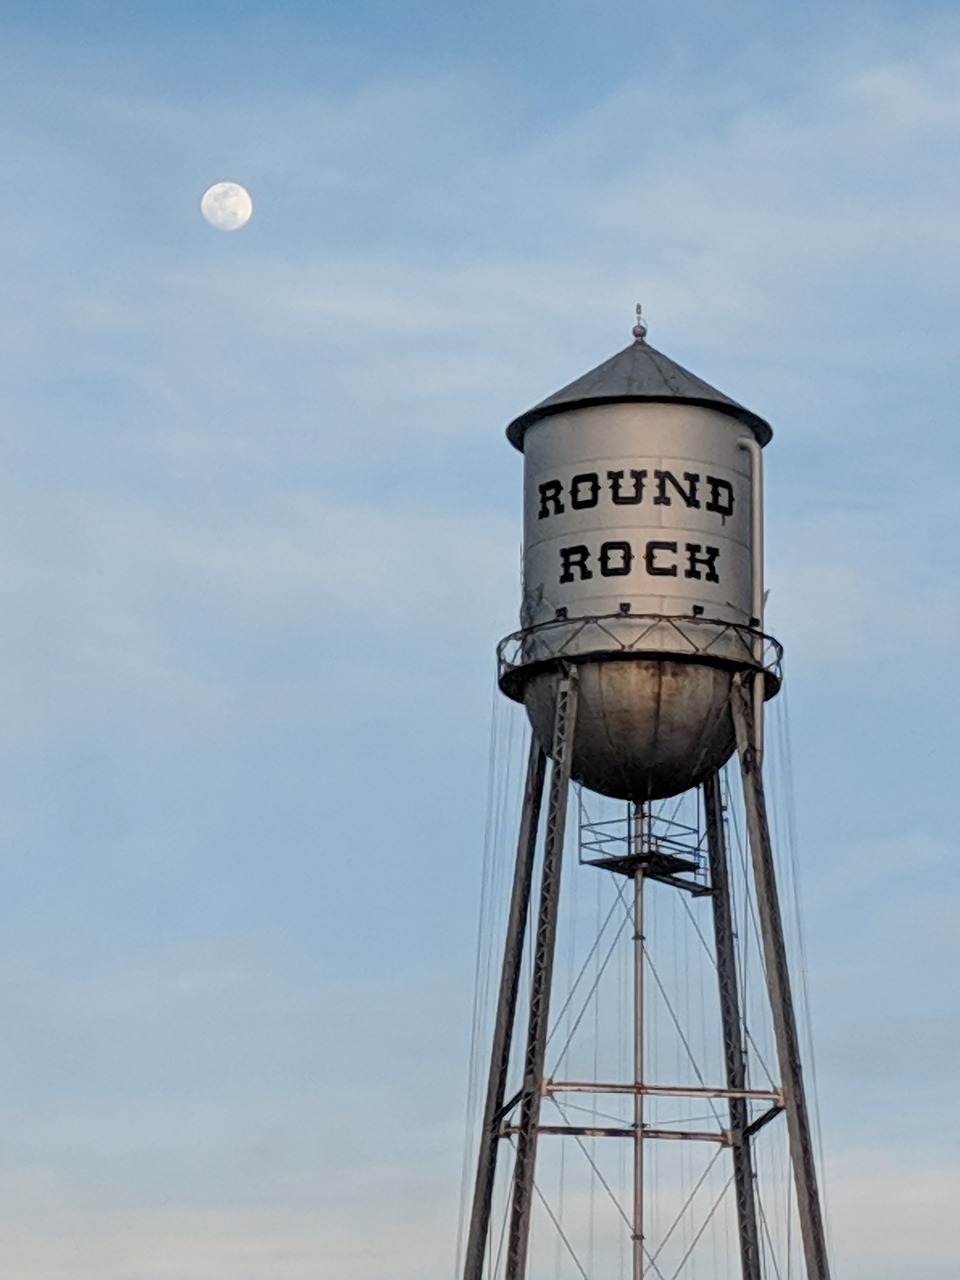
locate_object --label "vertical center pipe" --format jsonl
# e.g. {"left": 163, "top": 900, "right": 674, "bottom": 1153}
{"left": 632, "top": 803, "right": 646, "bottom": 1280}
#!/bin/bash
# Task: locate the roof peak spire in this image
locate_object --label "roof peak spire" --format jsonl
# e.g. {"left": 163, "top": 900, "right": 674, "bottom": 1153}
{"left": 632, "top": 302, "right": 648, "bottom": 343}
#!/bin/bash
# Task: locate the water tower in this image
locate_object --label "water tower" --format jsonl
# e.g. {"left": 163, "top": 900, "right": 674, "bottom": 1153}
{"left": 460, "top": 310, "right": 830, "bottom": 1280}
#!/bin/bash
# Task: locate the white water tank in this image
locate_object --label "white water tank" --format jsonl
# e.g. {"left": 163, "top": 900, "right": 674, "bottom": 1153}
{"left": 498, "top": 315, "right": 779, "bottom": 801}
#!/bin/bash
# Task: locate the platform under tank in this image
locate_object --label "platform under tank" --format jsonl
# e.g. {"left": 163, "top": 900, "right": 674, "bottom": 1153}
{"left": 498, "top": 315, "right": 779, "bottom": 802}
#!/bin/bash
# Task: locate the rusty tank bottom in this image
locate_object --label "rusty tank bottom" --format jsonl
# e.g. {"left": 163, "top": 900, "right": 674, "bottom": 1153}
{"left": 522, "top": 657, "right": 738, "bottom": 802}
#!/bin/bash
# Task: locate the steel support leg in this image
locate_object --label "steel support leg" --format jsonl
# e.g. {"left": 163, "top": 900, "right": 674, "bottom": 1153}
{"left": 730, "top": 675, "right": 831, "bottom": 1280}
{"left": 504, "top": 669, "right": 580, "bottom": 1280}
{"left": 463, "top": 737, "right": 548, "bottom": 1280}
{"left": 703, "top": 771, "right": 763, "bottom": 1280}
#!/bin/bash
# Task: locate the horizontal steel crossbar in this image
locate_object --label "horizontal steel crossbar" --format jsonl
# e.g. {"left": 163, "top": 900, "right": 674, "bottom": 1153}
{"left": 546, "top": 1081, "right": 783, "bottom": 1103}
{"left": 501, "top": 1124, "right": 732, "bottom": 1145}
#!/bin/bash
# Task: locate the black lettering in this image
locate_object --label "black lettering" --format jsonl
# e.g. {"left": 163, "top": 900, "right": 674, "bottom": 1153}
{"left": 653, "top": 470, "right": 701, "bottom": 508}
{"left": 704, "top": 476, "right": 734, "bottom": 517}
{"left": 599, "top": 540, "right": 633, "bottom": 577}
{"left": 684, "top": 544, "right": 721, "bottom": 583}
{"left": 607, "top": 469, "right": 647, "bottom": 505}
{"left": 538, "top": 479, "right": 565, "bottom": 519}
{"left": 559, "top": 545, "right": 593, "bottom": 583}
{"left": 644, "top": 541, "right": 678, "bottom": 576}
{"left": 570, "top": 473, "right": 600, "bottom": 509}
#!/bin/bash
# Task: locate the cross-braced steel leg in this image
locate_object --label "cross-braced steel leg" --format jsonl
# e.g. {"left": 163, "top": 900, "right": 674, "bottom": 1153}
{"left": 730, "top": 674, "right": 831, "bottom": 1280}
{"left": 462, "top": 737, "right": 547, "bottom": 1280}
{"left": 703, "top": 771, "right": 763, "bottom": 1280}
{"left": 504, "top": 668, "right": 580, "bottom": 1280}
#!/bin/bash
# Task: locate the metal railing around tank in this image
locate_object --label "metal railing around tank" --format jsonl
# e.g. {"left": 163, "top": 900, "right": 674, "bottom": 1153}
{"left": 497, "top": 612, "right": 783, "bottom": 701}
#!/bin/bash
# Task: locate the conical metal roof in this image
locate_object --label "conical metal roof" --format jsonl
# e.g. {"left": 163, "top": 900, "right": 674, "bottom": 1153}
{"left": 506, "top": 327, "right": 771, "bottom": 450}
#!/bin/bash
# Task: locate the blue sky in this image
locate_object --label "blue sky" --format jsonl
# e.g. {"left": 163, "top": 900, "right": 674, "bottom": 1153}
{"left": 0, "top": 1, "right": 958, "bottom": 1276}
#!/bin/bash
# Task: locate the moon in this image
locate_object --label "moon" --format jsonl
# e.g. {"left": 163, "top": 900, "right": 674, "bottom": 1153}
{"left": 200, "top": 181, "right": 253, "bottom": 231}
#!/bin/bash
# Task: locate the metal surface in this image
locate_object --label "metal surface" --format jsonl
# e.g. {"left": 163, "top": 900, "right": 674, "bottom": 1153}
{"left": 632, "top": 807, "right": 645, "bottom": 1280}
{"left": 506, "top": 331, "right": 771, "bottom": 449}
{"left": 498, "top": 613, "right": 783, "bottom": 696}
{"left": 504, "top": 379, "right": 778, "bottom": 803}
{"left": 521, "top": 402, "right": 756, "bottom": 633}
{"left": 738, "top": 435, "right": 766, "bottom": 759}
{"left": 504, "top": 669, "right": 579, "bottom": 1280}
{"left": 462, "top": 739, "right": 546, "bottom": 1280}
{"left": 731, "top": 676, "right": 832, "bottom": 1280}
{"left": 524, "top": 658, "right": 736, "bottom": 801}
{"left": 506, "top": 1125, "right": 733, "bottom": 1144}
{"left": 461, "top": 317, "right": 830, "bottom": 1279}
{"left": 498, "top": 611, "right": 782, "bottom": 802}
{"left": 546, "top": 1082, "right": 782, "bottom": 1101}
{"left": 463, "top": 748, "right": 832, "bottom": 1278}
{"left": 704, "top": 771, "right": 763, "bottom": 1280}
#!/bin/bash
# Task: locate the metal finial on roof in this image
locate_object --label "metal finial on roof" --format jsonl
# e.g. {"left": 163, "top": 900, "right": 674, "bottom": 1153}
{"left": 632, "top": 303, "right": 648, "bottom": 343}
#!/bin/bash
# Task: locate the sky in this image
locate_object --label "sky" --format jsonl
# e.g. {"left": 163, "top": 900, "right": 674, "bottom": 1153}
{"left": 0, "top": 0, "right": 958, "bottom": 1276}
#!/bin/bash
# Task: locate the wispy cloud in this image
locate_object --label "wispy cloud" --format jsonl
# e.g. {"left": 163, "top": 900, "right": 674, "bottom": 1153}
{"left": 0, "top": 7, "right": 956, "bottom": 1276}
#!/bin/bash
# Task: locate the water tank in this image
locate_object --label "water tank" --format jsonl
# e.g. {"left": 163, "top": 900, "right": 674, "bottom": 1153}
{"left": 498, "top": 314, "right": 780, "bottom": 801}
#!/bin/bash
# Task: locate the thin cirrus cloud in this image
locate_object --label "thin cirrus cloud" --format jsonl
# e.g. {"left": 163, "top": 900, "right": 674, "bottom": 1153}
{"left": 0, "top": 7, "right": 956, "bottom": 1280}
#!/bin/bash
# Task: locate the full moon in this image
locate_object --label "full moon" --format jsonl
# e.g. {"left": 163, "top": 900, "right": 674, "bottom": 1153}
{"left": 200, "top": 181, "right": 253, "bottom": 231}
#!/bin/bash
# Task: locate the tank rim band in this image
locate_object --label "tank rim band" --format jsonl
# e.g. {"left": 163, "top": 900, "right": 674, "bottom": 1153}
{"left": 497, "top": 612, "right": 783, "bottom": 703}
